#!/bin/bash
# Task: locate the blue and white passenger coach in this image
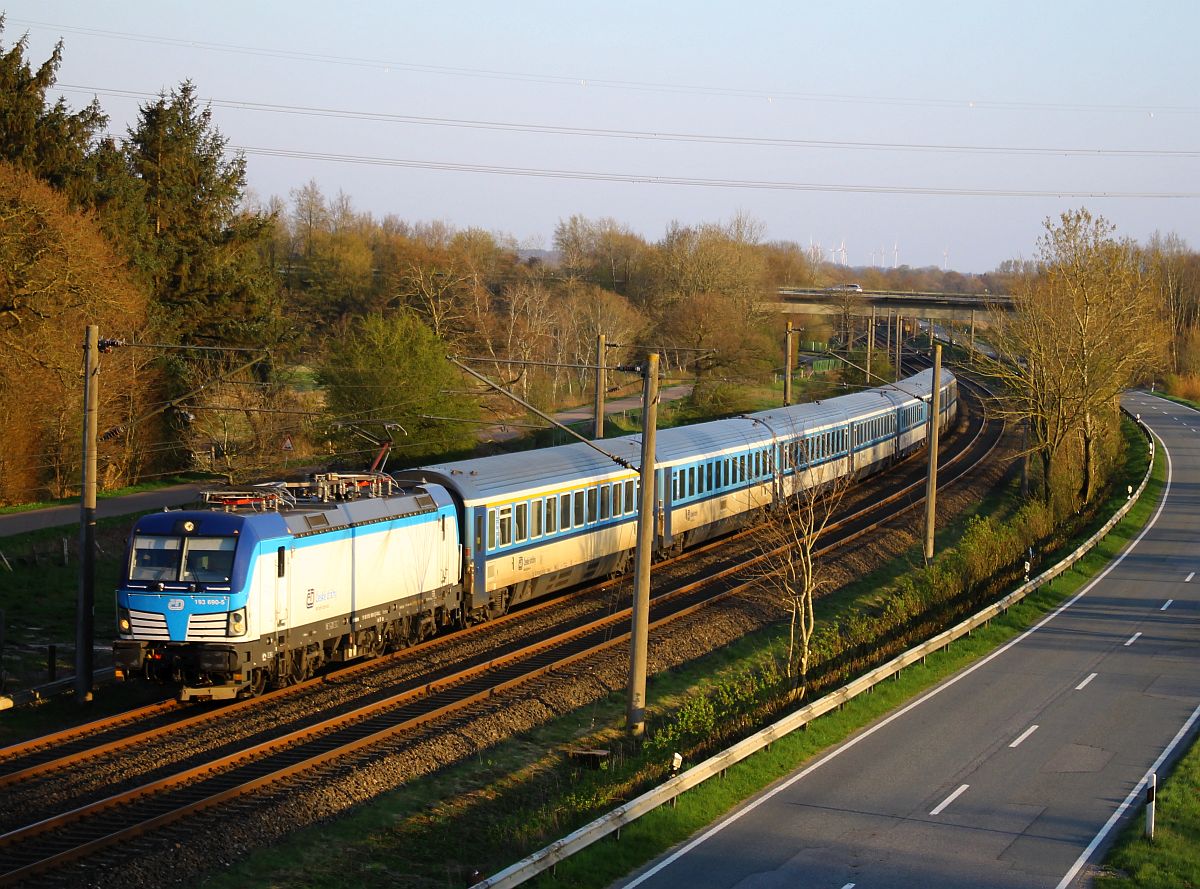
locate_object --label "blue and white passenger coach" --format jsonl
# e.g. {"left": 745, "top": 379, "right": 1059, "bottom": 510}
{"left": 404, "top": 368, "right": 956, "bottom": 623}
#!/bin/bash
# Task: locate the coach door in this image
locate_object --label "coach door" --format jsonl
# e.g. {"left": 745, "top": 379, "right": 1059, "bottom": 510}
{"left": 274, "top": 545, "right": 289, "bottom": 631}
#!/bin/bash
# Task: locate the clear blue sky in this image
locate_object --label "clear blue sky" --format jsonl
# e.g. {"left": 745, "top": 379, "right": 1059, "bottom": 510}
{"left": 4, "top": 1, "right": 1197, "bottom": 271}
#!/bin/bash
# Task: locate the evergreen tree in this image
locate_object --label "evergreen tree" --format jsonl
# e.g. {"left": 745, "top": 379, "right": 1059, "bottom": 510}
{"left": 0, "top": 17, "right": 108, "bottom": 206}
{"left": 124, "top": 81, "right": 280, "bottom": 349}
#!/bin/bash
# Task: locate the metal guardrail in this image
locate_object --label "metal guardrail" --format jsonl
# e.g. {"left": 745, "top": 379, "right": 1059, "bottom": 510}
{"left": 473, "top": 411, "right": 1156, "bottom": 889}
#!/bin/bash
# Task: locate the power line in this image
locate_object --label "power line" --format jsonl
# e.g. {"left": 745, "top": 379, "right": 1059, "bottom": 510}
{"left": 230, "top": 146, "right": 1200, "bottom": 199}
{"left": 16, "top": 17, "right": 1200, "bottom": 115}
{"left": 56, "top": 83, "right": 1200, "bottom": 160}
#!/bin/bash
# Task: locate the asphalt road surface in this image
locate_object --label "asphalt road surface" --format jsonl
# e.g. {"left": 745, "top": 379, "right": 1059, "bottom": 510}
{"left": 619, "top": 391, "right": 1200, "bottom": 889}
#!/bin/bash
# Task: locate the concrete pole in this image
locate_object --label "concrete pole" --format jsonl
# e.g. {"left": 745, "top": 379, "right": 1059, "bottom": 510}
{"left": 784, "top": 321, "right": 794, "bottom": 406}
{"left": 923, "top": 344, "right": 942, "bottom": 563}
{"left": 928, "top": 316, "right": 934, "bottom": 349}
{"left": 867, "top": 305, "right": 876, "bottom": 379}
{"left": 885, "top": 309, "right": 893, "bottom": 369}
{"left": 895, "top": 314, "right": 903, "bottom": 381}
{"left": 594, "top": 333, "right": 606, "bottom": 439}
{"left": 76, "top": 325, "right": 99, "bottom": 703}
{"left": 627, "top": 353, "right": 659, "bottom": 736}
{"left": 970, "top": 309, "right": 976, "bottom": 361}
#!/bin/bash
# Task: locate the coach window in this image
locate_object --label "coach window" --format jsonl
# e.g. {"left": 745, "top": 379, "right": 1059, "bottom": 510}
{"left": 624, "top": 479, "right": 635, "bottom": 513}
{"left": 531, "top": 500, "right": 542, "bottom": 538}
{"left": 586, "top": 487, "right": 597, "bottom": 523}
{"left": 574, "top": 490, "right": 586, "bottom": 526}
{"left": 686, "top": 466, "right": 694, "bottom": 497}
{"left": 515, "top": 503, "right": 528, "bottom": 542}
{"left": 498, "top": 505, "right": 513, "bottom": 547}
{"left": 544, "top": 497, "right": 557, "bottom": 535}
{"left": 560, "top": 492, "right": 572, "bottom": 530}
{"left": 600, "top": 484, "right": 611, "bottom": 519}
{"left": 487, "top": 510, "right": 496, "bottom": 550}
{"left": 613, "top": 482, "right": 623, "bottom": 516}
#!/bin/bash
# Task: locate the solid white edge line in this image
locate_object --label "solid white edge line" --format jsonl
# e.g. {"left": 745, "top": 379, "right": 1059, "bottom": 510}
{"left": 1186, "top": 572, "right": 1195, "bottom": 583}
{"left": 1075, "top": 672, "right": 1098, "bottom": 691}
{"left": 1054, "top": 422, "right": 1180, "bottom": 889}
{"left": 621, "top": 427, "right": 1172, "bottom": 889}
{"left": 1124, "top": 632, "right": 1142, "bottom": 647}
{"left": 1161, "top": 599, "right": 1173, "bottom": 611}
{"left": 1054, "top": 700, "right": 1200, "bottom": 889}
{"left": 930, "top": 784, "right": 970, "bottom": 816}
{"left": 1009, "top": 725, "right": 1039, "bottom": 748}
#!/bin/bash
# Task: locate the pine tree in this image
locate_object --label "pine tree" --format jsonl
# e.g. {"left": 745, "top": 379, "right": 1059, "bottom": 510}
{"left": 123, "top": 80, "right": 280, "bottom": 349}
{"left": 0, "top": 17, "right": 108, "bottom": 206}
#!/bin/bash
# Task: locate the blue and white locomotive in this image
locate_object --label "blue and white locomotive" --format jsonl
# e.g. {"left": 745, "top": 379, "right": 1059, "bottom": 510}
{"left": 113, "top": 369, "right": 956, "bottom": 700}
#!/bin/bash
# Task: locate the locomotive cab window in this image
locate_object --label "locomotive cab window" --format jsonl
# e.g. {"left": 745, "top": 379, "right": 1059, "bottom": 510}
{"left": 129, "top": 534, "right": 236, "bottom": 583}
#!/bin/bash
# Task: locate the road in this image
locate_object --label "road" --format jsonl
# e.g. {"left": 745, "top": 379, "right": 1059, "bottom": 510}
{"left": 619, "top": 391, "right": 1200, "bottom": 889}
{"left": 0, "top": 385, "right": 693, "bottom": 537}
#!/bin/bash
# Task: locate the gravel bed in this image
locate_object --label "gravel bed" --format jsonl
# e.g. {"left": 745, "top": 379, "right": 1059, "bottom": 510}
{"left": 31, "top": 420, "right": 1018, "bottom": 889}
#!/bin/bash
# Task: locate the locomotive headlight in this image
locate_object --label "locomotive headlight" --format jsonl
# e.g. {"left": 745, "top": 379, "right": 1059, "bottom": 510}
{"left": 118, "top": 607, "right": 132, "bottom": 636}
{"left": 226, "top": 607, "right": 247, "bottom": 637}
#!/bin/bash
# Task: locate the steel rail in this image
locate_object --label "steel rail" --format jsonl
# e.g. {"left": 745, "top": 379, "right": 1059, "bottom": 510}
{"left": 0, "top": 369, "right": 987, "bottom": 791}
{"left": 0, "top": 376, "right": 1000, "bottom": 885}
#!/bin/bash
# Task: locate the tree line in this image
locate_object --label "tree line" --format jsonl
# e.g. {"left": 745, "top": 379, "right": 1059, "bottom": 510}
{"left": 1, "top": 20, "right": 1198, "bottom": 504}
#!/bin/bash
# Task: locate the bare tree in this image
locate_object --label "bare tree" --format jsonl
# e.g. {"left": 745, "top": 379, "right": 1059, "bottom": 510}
{"left": 755, "top": 442, "right": 851, "bottom": 701}
{"left": 979, "top": 210, "right": 1165, "bottom": 504}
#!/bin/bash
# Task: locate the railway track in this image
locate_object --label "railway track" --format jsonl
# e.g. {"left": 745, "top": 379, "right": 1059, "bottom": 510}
{"left": 0, "top": 365, "right": 1001, "bottom": 886}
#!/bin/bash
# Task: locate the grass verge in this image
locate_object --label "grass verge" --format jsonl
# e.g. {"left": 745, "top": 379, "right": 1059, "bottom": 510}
{"left": 196, "top": 422, "right": 1165, "bottom": 889}
{"left": 1095, "top": 737, "right": 1200, "bottom": 888}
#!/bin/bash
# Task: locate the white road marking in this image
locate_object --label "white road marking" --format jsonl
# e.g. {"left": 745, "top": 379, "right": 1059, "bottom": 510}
{"left": 1056, "top": 702, "right": 1200, "bottom": 889}
{"left": 1076, "top": 672, "right": 1098, "bottom": 690}
{"left": 1186, "top": 572, "right": 1195, "bottom": 583}
{"left": 840, "top": 884, "right": 856, "bottom": 889}
{"left": 1162, "top": 599, "right": 1174, "bottom": 611}
{"left": 930, "top": 784, "right": 970, "bottom": 816}
{"left": 1009, "top": 725, "right": 1039, "bottom": 748}
{"left": 623, "top": 439, "right": 1176, "bottom": 889}
{"left": 1124, "top": 632, "right": 1142, "bottom": 647}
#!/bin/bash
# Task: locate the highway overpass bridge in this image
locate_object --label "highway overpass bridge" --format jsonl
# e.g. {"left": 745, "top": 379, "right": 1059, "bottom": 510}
{"left": 771, "top": 288, "right": 1011, "bottom": 323}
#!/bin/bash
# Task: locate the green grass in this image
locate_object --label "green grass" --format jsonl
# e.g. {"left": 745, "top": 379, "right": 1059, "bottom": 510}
{"left": 1096, "top": 740, "right": 1200, "bottom": 888}
{"left": 195, "top": 419, "right": 1165, "bottom": 889}
{"left": 0, "top": 515, "right": 133, "bottom": 703}
{"left": 1155, "top": 392, "right": 1200, "bottom": 412}
{"left": 0, "top": 474, "right": 213, "bottom": 515}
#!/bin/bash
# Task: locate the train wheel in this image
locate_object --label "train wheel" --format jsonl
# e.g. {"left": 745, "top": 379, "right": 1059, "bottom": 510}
{"left": 245, "top": 668, "right": 267, "bottom": 698}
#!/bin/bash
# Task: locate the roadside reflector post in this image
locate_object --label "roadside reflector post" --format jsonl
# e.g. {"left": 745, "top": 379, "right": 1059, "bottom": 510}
{"left": 1145, "top": 772, "right": 1156, "bottom": 840}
